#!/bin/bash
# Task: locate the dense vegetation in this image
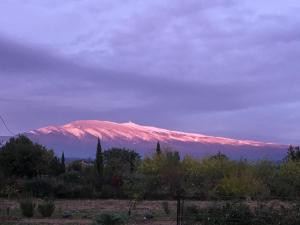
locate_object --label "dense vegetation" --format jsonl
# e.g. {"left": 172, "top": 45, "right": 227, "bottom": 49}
{"left": 183, "top": 201, "right": 300, "bottom": 225}
{"left": 0, "top": 135, "right": 300, "bottom": 200}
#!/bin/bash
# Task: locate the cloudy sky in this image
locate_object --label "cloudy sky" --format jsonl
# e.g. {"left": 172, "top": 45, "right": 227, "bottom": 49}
{"left": 0, "top": 0, "right": 300, "bottom": 144}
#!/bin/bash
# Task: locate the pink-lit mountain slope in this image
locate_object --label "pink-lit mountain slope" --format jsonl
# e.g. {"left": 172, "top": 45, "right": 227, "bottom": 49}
{"left": 27, "top": 120, "right": 287, "bottom": 160}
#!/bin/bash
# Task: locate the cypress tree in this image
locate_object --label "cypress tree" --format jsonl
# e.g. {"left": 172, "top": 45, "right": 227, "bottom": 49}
{"left": 156, "top": 141, "right": 161, "bottom": 155}
{"left": 61, "top": 151, "right": 65, "bottom": 173}
{"left": 95, "top": 137, "right": 104, "bottom": 178}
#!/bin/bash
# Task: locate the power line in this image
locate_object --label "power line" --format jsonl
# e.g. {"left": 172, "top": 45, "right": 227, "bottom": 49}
{"left": 0, "top": 114, "right": 15, "bottom": 136}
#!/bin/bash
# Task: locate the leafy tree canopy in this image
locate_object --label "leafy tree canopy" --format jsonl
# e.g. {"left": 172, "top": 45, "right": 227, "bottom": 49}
{"left": 286, "top": 145, "right": 300, "bottom": 162}
{"left": 0, "top": 135, "right": 57, "bottom": 178}
{"left": 104, "top": 148, "right": 141, "bottom": 177}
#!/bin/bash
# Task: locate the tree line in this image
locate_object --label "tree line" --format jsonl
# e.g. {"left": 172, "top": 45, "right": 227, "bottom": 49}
{"left": 0, "top": 135, "right": 300, "bottom": 200}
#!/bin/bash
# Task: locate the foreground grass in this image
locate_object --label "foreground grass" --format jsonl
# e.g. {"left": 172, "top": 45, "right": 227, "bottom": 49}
{"left": 0, "top": 199, "right": 177, "bottom": 225}
{"left": 0, "top": 199, "right": 297, "bottom": 225}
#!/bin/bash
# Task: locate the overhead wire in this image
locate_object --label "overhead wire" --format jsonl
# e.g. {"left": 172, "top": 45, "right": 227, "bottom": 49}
{"left": 0, "top": 114, "right": 15, "bottom": 136}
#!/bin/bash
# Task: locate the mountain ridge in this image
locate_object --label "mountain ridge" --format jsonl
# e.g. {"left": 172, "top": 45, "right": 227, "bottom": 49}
{"left": 26, "top": 120, "right": 287, "bottom": 160}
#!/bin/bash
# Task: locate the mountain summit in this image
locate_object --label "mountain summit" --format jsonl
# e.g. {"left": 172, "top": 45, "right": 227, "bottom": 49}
{"left": 27, "top": 120, "right": 286, "bottom": 160}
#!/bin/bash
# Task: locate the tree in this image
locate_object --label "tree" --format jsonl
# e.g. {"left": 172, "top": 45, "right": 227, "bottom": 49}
{"left": 0, "top": 135, "right": 55, "bottom": 178}
{"left": 277, "top": 160, "right": 300, "bottom": 198}
{"left": 103, "top": 148, "right": 141, "bottom": 196}
{"left": 69, "top": 160, "right": 84, "bottom": 172}
{"left": 104, "top": 148, "right": 141, "bottom": 178}
{"left": 216, "top": 162, "right": 267, "bottom": 199}
{"left": 209, "top": 151, "right": 228, "bottom": 161}
{"left": 286, "top": 145, "right": 300, "bottom": 162}
{"left": 156, "top": 141, "right": 161, "bottom": 155}
{"left": 161, "top": 151, "right": 182, "bottom": 197}
{"left": 48, "top": 156, "right": 63, "bottom": 176}
{"left": 61, "top": 151, "right": 65, "bottom": 173}
{"left": 95, "top": 138, "right": 104, "bottom": 179}
{"left": 140, "top": 150, "right": 183, "bottom": 198}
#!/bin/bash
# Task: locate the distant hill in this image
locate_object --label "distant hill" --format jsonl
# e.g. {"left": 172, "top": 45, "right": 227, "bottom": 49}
{"left": 22, "top": 120, "right": 287, "bottom": 160}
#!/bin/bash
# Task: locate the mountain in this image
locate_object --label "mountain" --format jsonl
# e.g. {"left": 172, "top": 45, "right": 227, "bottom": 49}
{"left": 26, "top": 120, "right": 287, "bottom": 160}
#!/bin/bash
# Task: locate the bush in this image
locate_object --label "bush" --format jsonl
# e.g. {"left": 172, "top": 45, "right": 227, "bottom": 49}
{"left": 253, "top": 203, "right": 300, "bottom": 225}
{"left": 185, "top": 204, "right": 199, "bottom": 215}
{"left": 220, "top": 202, "right": 253, "bottom": 225}
{"left": 19, "top": 198, "right": 35, "bottom": 217}
{"left": 60, "top": 171, "right": 81, "bottom": 183}
{"left": 162, "top": 201, "right": 170, "bottom": 214}
{"left": 52, "top": 181, "right": 95, "bottom": 198}
{"left": 184, "top": 202, "right": 253, "bottom": 225}
{"left": 94, "top": 213, "right": 128, "bottom": 225}
{"left": 20, "top": 177, "right": 54, "bottom": 198}
{"left": 183, "top": 202, "right": 300, "bottom": 225}
{"left": 183, "top": 204, "right": 200, "bottom": 224}
{"left": 276, "top": 161, "right": 300, "bottom": 199}
{"left": 38, "top": 199, "right": 55, "bottom": 217}
{"left": 216, "top": 162, "right": 268, "bottom": 200}
{"left": 144, "top": 211, "right": 154, "bottom": 219}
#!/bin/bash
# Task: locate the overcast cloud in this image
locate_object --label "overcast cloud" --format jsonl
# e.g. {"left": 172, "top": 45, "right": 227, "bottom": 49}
{"left": 0, "top": 0, "right": 300, "bottom": 144}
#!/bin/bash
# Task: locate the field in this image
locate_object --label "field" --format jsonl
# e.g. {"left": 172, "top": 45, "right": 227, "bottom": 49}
{"left": 0, "top": 199, "right": 296, "bottom": 225}
{"left": 1, "top": 199, "right": 176, "bottom": 225}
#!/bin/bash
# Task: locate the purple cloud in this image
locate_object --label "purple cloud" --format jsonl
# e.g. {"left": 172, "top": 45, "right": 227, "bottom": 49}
{"left": 0, "top": 0, "right": 300, "bottom": 145}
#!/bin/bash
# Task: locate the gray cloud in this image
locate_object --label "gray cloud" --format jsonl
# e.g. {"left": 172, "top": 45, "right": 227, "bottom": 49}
{"left": 2, "top": 36, "right": 299, "bottom": 113}
{"left": 0, "top": 0, "right": 300, "bottom": 144}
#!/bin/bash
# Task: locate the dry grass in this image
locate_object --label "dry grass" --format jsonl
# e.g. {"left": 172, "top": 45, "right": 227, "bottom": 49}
{"left": 0, "top": 199, "right": 296, "bottom": 225}
{"left": 0, "top": 199, "right": 176, "bottom": 225}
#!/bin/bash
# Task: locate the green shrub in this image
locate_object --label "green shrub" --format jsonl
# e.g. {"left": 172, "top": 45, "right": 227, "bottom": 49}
{"left": 162, "top": 201, "right": 170, "bottom": 214}
{"left": 220, "top": 202, "right": 253, "bottom": 225}
{"left": 276, "top": 161, "right": 300, "bottom": 199}
{"left": 185, "top": 204, "right": 199, "bottom": 215}
{"left": 183, "top": 202, "right": 300, "bottom": 225}
{"left": 94, "top": 213, "right": 128, "bottom": 225}
{"left": 62, "top": 211, "right": 73, "bottom": 218}
{"left": 60, "top": 171, "right": 81, "bottom": 183}
{"left": 52, "top": 181, "right": 95, "bottom": 198}
{"left": 184, "top": 202, "right": 253, "bottom": 225}
{"left": 216, "top": 162, "right": 268, "bottom": 200}
{"left": 253, "top": 203, "right": 300, "bottom": 225}
{"left": 20, "top": 177, "right": 54, "bottom": 198}
{"left": 37, "top": 199, "right": 55, "bottom": 217}
{"left": 252, "top": 204, "right": 281, "bottom": 225}
{"left": 144, "top": 211, "right": 154, "bottom": 219}
{"left": 286, "top": 204, "right": 300, "bottom": 225}
{"left": 0, "top": 184, "right": 19, "bottom": 198}
{"left": 19, "top": 198, "right": 35, "bottom": 217}
{"left": 183, "top": 204, "right": 200, "bottom": 224}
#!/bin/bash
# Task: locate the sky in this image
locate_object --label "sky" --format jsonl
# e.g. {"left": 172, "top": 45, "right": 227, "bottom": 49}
{"left": 0, "top": 0, "right": 300, "bottom": 144}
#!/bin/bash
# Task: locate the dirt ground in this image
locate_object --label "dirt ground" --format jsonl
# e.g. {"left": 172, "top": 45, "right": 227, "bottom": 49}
{"left": 0, "top": 199, "right": 296, "bottom": 225}
{"left": 0, "top": 199, "right": 177, "bottom": 225}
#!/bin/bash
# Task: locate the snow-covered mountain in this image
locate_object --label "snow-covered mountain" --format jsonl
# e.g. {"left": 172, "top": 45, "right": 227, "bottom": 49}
{"left": 26, "top": 120, "right": 287, "bottom": 160}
